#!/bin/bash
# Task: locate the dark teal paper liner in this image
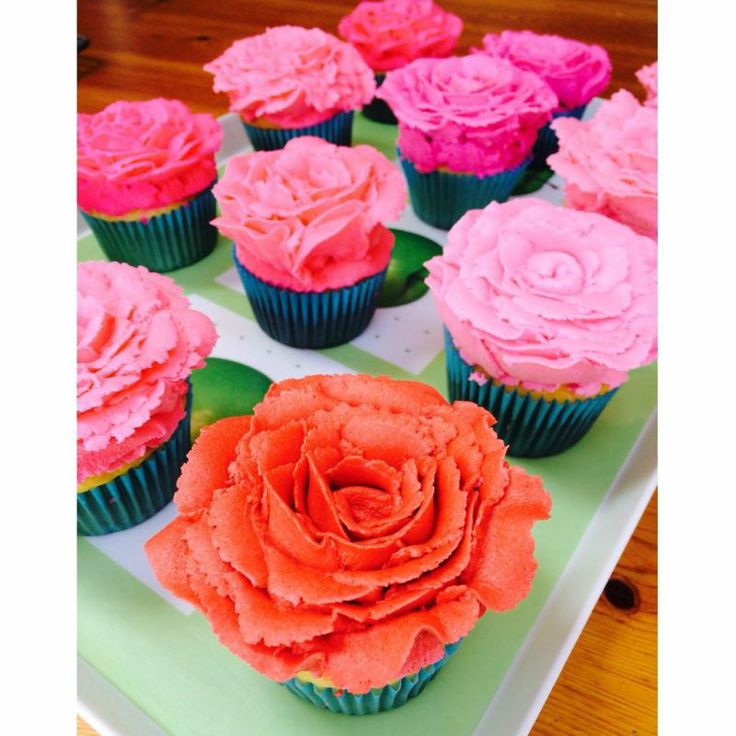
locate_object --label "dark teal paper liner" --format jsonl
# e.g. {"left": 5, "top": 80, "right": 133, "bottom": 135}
{"left": 77, "top": 391, "right": 192, "bottom": 536}
{"left": 530, "top": 104, "right": 587, "bottom": 169}
{"left": 283, "top": 640, "right": 462, "bottom": 715}
{"left": 399, "top": 154, "right": 531, "bottom": 231}
{"left": 80, "top": 184, "right": 217, "bottom": 273}
{"left": 242, "top": 111, "right": 353, "bottom": 151}
{"left": 361, "top": 74, "right": 397, "bottom": 125}
{"left": 233, "top": 247, "right": 386, "bottom": 349}
{"left": 444, "top": 332, "right": 618, "bottom": 458}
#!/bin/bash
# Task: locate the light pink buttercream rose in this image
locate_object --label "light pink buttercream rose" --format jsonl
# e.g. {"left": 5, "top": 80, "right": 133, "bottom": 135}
{"left": 338, "top": 0, "right": 462, "bottom": 72}
{"left": 548, "top": 90, "right": 657, "bottom": 239}
{"left": 77, "top": 99, "right": 222, "bottom": 217}
{"left": 475, "top": 30, "right": 611, "bottom": 111}
{"left": 426, "top": 198, "right": 657, "bottom": 397}
{"left": 636, "top": 61, "right": 658, "bottom": 107}
{"left": 204, "top": 26, "right": 375, "bottom": 129}
{"left": 377, "top": 55, "right": 558, "bottom": 176}
{"left": 77, "top": 261, "right": 217, "bottom": 483}
{"left": 212, "top": 136, "right": 407, "bottom": 293}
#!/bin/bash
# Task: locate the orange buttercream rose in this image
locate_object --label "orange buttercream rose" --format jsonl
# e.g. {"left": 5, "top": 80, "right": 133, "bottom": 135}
{"left": 146, "top": 375, "right": 551, "bottom": 693}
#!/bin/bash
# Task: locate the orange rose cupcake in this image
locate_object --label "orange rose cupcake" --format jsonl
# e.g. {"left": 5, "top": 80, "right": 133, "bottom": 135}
{"left": 146, "top": 374, "right": 551, "bottom": 714}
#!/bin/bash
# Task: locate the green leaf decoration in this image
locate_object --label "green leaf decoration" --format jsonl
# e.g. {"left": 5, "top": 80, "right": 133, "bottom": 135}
{"left": 512, "top": 166, "right": 556, "bottom": 196}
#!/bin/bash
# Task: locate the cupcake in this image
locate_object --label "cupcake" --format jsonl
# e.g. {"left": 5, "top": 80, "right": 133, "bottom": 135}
{"left": 476, "top": 30, "right": 611, "bottom": 168}
{"left": 426, "top": 198, "right": 657, "bottom": 458}
{"left": 636, "top": 61, "right": 658, "bottom": 108}
{"left": 78, "top": 99, "right": 223, "bottom": 272}
{"left": 212, "top": 136, "right": 406, "bottom": 349}
{"left": 146, "top": 374, "right": 551, "bottom": 714}
{"left": 204, "top": 26, "right": 375, "bottom": 151}
{"left": 376, "top": 55, "right": 558, "bottom": 229}
{"left": 338, "top": 0, "right": 462, "bottom": 124}
{"left": 548, "top": 89, "right": 658, "bottom": 239}
{"left": 77, "top": 261, "right": 217, "bottom": 536}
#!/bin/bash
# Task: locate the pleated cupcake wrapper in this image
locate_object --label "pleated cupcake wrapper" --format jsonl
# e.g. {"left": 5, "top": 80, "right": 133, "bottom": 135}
{"left": 232, "top": 247, "right": 386, "bottom": 349}
{"left": 283, "top": 640, "right": 463, "bottom": 715}
{"left": 530, "top": 104, "right": 587, "bottom": 169}
{"left": 80, "top": 184, "right": 217, "bottom": 273}
{"left": 444, "top": 333, "right": 618, "bottom": 458}
{"left": 242, "top": 111, "right": 353, "bottom": 151}
{"left": 399, "top": 154, "right": 531, "bottom": 231}
{"left": 77, "top": 390, "right": 193, "bottom": 536}
{"left": 361, "top": 74, "right": 397, "bottom": 125}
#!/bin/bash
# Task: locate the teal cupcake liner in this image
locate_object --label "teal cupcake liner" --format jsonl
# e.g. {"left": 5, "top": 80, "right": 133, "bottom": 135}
{"left": 530, "top": 104, "right": 587, "bottom": 169}
{"left": 77, "top": 390, "right": 192, "bottom": 536}
{"left": 283, "top": 639, "right": 462, "bottom": 715}
{"left": 361, "top": 74, "right": 397, "bottom": 125}
{"left": 444, "top": 332, "right": 618, "bottom": 458}
{"left": 80, "top": 183, "right": 217, "bottom": 273}
{"left": 232, "top": 247, "right": 386, "bottom": 349}
{"left": 242, "top": 111, "right": 353, "bottom": 151}
{"left": 399, "top": 153, "right": 531, "bottom": 230}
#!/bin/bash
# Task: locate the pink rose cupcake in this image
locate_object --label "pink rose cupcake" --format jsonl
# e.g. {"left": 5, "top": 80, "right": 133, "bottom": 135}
{"left": 212, "top": 136, "right": 406, "bottom": 348}
{"left": 204, "top": 26, "right": 375, "bottom": 150}
{"left": 637, "top": 61, "right": 658, "bottom": 107}
{"left": 338, "top": 0, "right": 463, "bottom": 124}
{"left": 377, "top": 55, "right": 558, "bottom": 229}
{"left": 475, "top": 30, "right": 612, "bottom": 169}
{"left": 78, "top": 99, "right": 223, "bottom": 272}
{"left": 548, "top": 89, "right": 658, "bottom": 239}
{"left": 426, "top": 198, "right": 657, "bottom": 457}
{"left": 77, "top": 261, "right": 217, "bottom": 535}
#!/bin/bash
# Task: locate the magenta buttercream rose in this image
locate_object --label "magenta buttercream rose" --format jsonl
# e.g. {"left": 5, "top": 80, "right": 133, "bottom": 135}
{"left": 338, "top": 0, "right": 462, "bottom": 72}
{"left": 426, "top": 198, "right": 657, "bottom": 397}
{"left": 204, "top": 26, "right": 375, "bottom": 129}
{"left": 548, "top": 90, "right": 657, "bottom": 239}
{"left": 636, "top": 61, "right": 658, "bottom": 108}
{"left": 377, "top": 55, "right": 558, "bottom": 176}
{"left": 212, "top": 136, "right": 407, "bottom": 292}
{"left": 77, "top": 261, "right": 217, "bottom": 483}
{"left": 77, "top": 99, "right": 222, "bottom": 217}
{"left": 475, "top": 30, "right": 611, "bottom": 111}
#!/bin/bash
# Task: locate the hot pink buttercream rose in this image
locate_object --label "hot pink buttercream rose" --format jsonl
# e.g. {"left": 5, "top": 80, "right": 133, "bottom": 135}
{"left": 548, "top": 90, "right": 658, "bottom": 239}
{"left": 77, "top": 99, "right": 222, "bottom": 217}
{"left": 426, "top": 198, "right": 657, "bottom": 397}
{"left": 77, "top": 261, "right": 217, "bottom": 483}
{"left": 338, "top": 0, "right": 462, "bottom": 72}
{"left": 475, "top": 30, "right": 611, "bottom": 111}
{"left": 377, "top": 55, "right": 558, "bottom": 176}
{"left": 636, "top": 61, "right": 658, "bottom": 108}
{"left": 204, "top": 26, "right": 375, "bottom": 129}
{"left": 212, "top": 136, "right": 407, "bottom": 292}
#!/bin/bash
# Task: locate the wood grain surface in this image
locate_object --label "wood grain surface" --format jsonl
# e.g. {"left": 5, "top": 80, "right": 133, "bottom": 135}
{"left": 76, "top": 1, "right": 657, "bottom": 733}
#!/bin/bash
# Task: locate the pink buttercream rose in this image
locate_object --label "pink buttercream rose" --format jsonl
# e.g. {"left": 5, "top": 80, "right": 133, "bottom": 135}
{"left": 77, "top": 261, "right": 217, "bottom": 483}
{"left": 426, "top": 198, "right": 657, "bottom": 397}
{"left": 548, "top": 90, "right": 657, "bottom": 239}
{"left": 636, "top": 61, "right": 658, "bottom": 107}
{"left": 77, "top": 99, "right": 222, "bottom": 217}
{"left": 204, "top": 26, "right": 375, "bottom": 128}
{"left": 475, "top": 30, "right": 611, "bottom": 111}
{"left": 212, "top": 137, "right": 406, "bottom": 293}
{"left": 338, "top": 0, "right": 462, "bottom": 72}
{"left": 377, "top": 55, "right": 558, "bottom": 176}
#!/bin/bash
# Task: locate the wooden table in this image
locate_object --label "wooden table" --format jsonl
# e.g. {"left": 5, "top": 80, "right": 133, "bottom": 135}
{"left": 77, "top": 2, "right": 657, "bottom": 734}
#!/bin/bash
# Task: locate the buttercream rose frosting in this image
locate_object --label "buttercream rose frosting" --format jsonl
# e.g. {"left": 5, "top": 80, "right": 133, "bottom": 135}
{"left": 376, "top": 55, "right": 558, "bottom": 176}
{"left": 212, "top": 136, "right": 407, "bottom": 292}
{"left": 77, "top": 261, "right": 217, "bottom": 484}
{"left": 636, "top": 61, "right": 658, "bottom": 108}
{"left": 426, "top": 198, "right": 657, "bottom": 397}
{"left": 78, "top": 99, "right": 222, "bottom": 217}
{"left": 548, "top": 90, "right": 658, "bottom": 239}
{"left": 475, "top": 30, "right": 611, "bottom": 111}
{"left": 204, "top": 26, "right": 375, "bottom": 129}
{"left": 338, "top": 0, "right": 462, "bottom": 72}
{"left": 146, "top": 374, "right": 551, "bottom": 693}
